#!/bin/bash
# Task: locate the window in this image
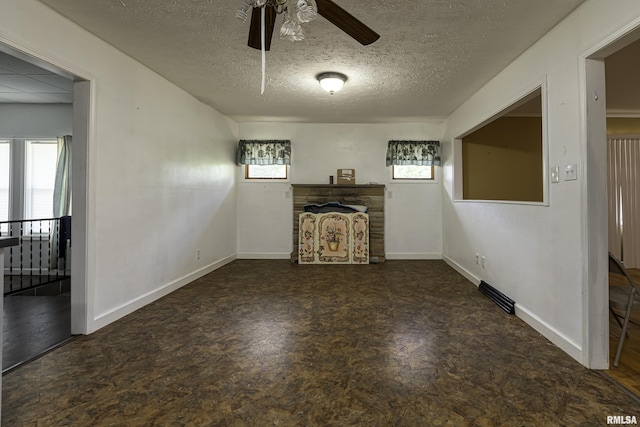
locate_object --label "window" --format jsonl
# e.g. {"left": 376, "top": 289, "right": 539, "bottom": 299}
{"left": 386, "top": 140, "right": 441, "bottom": 182}
{"left": 1, "top": 138, "right": 60, "bottom": 235}
{"left": 392, "top": 165, "right": 434, "bottom": 180}
{"left": 237, "top": 140, "right": 291, "bottom": 180}
{"left": 0, "top": 140, "right": 9, "bottom": 234}
{"left": 245, "top": 164, "right": 288, "bottom": 180}
{"left": 25, "top": 139, "right": 58, "bottom": 221}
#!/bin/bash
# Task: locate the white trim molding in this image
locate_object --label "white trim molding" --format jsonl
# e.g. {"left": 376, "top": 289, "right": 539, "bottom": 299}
{"left": 443, "top": 254, "right": 582, "bottom": 364}
{"left": 516, "top": 304, "right": 583, "bottom": 364}
{"left": 236, "top": 252, "right": 292, "bottom": 260}
{"left": 386, "top": 252, "right": 442, "bottom": 260}
{"left": 93, "top": 254, "right": 236, "bottom": 331}
{"left": 442, "top": 254, "right": 480, "bottom": 286}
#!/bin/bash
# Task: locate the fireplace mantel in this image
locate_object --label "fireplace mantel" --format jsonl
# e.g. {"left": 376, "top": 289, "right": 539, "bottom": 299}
{"left": 291, "top": 184, "right": 385, "bottom": 262}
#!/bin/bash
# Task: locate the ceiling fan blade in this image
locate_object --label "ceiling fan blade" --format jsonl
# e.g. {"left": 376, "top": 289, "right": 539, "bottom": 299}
{"left": 316, "top": 0, "right": 380, "bottom": 46}
{"left": 248, "top": 6, "right": 277, "bottom": 51}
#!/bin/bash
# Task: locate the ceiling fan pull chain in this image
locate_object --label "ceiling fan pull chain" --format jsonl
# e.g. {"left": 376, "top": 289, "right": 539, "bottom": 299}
{"left": 261, "top": 6, "right": 266, "bottom": 95}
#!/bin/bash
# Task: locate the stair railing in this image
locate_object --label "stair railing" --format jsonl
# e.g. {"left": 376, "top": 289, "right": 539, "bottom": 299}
{"left": 1, "top": 217, "right": 71, "bottom": 295}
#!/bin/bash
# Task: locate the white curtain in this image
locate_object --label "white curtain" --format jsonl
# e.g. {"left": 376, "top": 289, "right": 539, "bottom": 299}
{"left": 50, "top": 135, "right": 72, "bottom": 271}
{"left": 53, "top": 135, "right": 72, "bottom": 217}
{"left": 608, "top": 136, "right": 640, "bottom": 268}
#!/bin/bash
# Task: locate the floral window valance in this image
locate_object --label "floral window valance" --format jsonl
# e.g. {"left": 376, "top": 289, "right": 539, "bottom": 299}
{"left": 385, "top": 140, "right": 441, "bottom": 166}
{"left": 236, "top": 140, "right": 291, "bottom": 165}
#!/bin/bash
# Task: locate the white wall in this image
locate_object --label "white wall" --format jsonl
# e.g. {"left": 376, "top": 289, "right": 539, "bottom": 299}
{"left": 0, "top": 104, "right": 72, "bottom": 137}
{"left": 442, "top": 0, "right": 640, "bottom": 366}
{"left": 237, "top": 122, "right": 443, "bottom": 259}
{"left": 0, "top": 0, "right": 239, "bottom": 332}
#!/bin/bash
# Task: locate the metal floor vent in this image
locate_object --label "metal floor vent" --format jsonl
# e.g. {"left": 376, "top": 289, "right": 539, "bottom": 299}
{"left": 478, "top": 281, "right": 515, "bottom": 315}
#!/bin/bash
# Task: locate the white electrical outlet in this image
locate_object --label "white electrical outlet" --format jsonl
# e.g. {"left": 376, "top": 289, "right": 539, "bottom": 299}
{"left": 475, "top": 253, "right": 480, "bottom": 265}
{"left": 481, "top": 256, "right": 486, "bottom": 268}
{"left": 551, "top": 166, "right": 560, "bottom": 183}
{"left": 564, "top": 164, "right": 578, "bottom": 181}
{"left": 196, "top": 249, "right": 201, "bottom": 260}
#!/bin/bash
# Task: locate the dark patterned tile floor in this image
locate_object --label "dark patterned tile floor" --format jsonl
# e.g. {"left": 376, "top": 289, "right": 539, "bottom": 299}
{"left": 3, "top": 260, "right": 639, "bottom": 426}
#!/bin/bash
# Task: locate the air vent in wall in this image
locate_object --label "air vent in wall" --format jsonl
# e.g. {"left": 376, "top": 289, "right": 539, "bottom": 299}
{"left": 478, "top": 281, "right": 515, "bottom": 315}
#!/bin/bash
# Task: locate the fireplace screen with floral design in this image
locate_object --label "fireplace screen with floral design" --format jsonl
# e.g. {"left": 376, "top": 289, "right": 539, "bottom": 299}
{"left": 298, "top": 212, "right": 369, "bottom": 264}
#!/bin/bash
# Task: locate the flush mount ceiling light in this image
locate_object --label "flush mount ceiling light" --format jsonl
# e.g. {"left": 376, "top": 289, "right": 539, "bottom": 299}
{"left": 317, "top": 72, "right": 347, "bottom": 94}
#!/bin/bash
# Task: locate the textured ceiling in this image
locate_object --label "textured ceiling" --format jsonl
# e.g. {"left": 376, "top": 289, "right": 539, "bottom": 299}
{"left": 33, "top": 0, "right": 587, "bottom": 122}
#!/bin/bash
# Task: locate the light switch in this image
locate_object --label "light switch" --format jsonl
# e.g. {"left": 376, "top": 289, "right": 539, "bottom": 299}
{"left": 551, "top": 166, "right": 560, "bottom": 183}
{"left": 564, "top": 164, "right": 578, "bottom": 181}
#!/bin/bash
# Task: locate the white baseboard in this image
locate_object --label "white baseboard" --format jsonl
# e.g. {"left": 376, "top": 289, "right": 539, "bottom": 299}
{"left": 442, "top": 254, "right": 480, "bottom": 285}
{"left": 93, "top": 254, "right": 236, "bottom": 331}
{"left": 442, "top": 254, "right": 583, "bottom": 364}
{"left": 236, "top": 252, "right": 291, "bottom": 259}
{"left": 515, "top": 304, "right": 583, "bottom": 364}
{"left": 385, "top": 252, "right": 442, "bottom": 260}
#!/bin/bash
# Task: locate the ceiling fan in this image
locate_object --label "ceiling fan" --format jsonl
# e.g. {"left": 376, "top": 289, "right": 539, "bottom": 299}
{"left": 236, "top": 0, "right": 380, "bottom": 51}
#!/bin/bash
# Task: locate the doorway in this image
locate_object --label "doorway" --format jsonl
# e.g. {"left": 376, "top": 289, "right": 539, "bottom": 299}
{"left": 584, "top": 25, "right": 640, "bottom": 376}
{"left": 0, "top": 44, "right": 90, "bottom": 370}
{"left": 603, "top": 38, "right": 640, "bottom": 395}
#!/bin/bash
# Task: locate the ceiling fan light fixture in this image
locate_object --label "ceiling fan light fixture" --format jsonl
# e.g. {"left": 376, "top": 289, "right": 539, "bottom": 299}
{"left": 317, "top": 72, "right": 347, "bottom": 94}
{"left": 281, "top": 13, "right": 305, "bottom": 41}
